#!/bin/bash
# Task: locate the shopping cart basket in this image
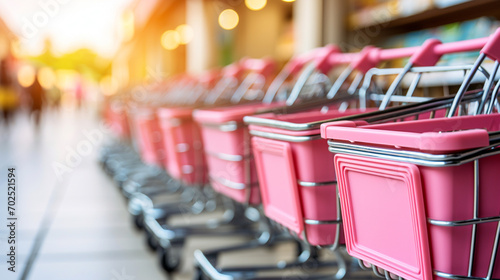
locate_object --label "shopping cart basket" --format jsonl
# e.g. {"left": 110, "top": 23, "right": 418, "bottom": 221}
{"left": 321, "top": 29, "right": 500, "bottom": 280}
{"left": 244, "top": 33, "right": 495, "bottom": 279}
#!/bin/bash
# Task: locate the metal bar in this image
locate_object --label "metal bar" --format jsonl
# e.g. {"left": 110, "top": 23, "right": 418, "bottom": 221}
{"left": 205, "top": 151, "right": 248, "bottom": 162}
{"left": 263, "top": 67, "right": 290, "bottom": 104}
{"left": 477, "top": 61, "right": 500, "bottom": 114}
{"left": 405, "top": 72, "right": 422, "bottom": 98}
{"left": 244, "top": 91, "right": 483, "bottom": 131}
{"left": 448, "top": 53, "right": 486, "bottom": 117}
{"left": 434, "top": 270, "right": 489, "bottom": 280}
{"left": 372, "top": 265, "right": 386, "bottom": 278}
{"left": 468, "top": 160, "right": 480, "bottom": 276}
{"left": 327, "top": 139, "right": 500, "bottom": 167}
{"left": 193, "top": 250, "right": 235, "bottom": 280}
{"left": 208, "top": 175, "right": 257, "bottom": 190}
{"left": 249, "top": 130, "right": 322, "bottom": 143}
{"left": 230, "top": 72, "right": 262, "bottom": 103}
{"left": 297, "top": 180, "right": 337, "bottom": 187}
{"left": 429, "top": 216, "right": 500, "bottom": 227}
{"left": 286, "top": 63, "right": 317, "bottom": 106}
{"left": 200, "top": 121, "right": 240, "bottom": 132}
{"left": 326, "top": 66, "right": 354, "bottom": 100}
{"left": 486, "top": 79, "right": 500, "bottom": 114}
{"left": 379, "top": 62, "right": 413, "bottom": 110}
{"left": 304, "top": 219, "right": 341, "bottom": 225}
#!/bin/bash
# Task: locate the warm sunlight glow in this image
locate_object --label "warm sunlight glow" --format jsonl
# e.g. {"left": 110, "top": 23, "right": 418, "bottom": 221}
{"left": 38, "top": 67, "right": 57, "bottom": 89}
{"left": 245, "top": 0, "right": 267, "bottom": 11}
{"left": 122, "top": 10, "right": 135, "bottom": 42}
{"left": 218, "top": 9, "right": 239, "bottom": 30}
{"left": 17, "top": 64, "right": 36, "bottom": 88}
{"left": 56, "top": 69, "right": 79, "bottom": 90}
{"left": 282, "top": 0, "right": 295, "bottom": 2}
{"left": 161, "top": 30, "right": 180, "bottom": 50}
{"left": 100, "top": 75, "right": 119, "bottom": 96}
{"left": 10, "top": 41, "right": 24, "bottom": 58}
{"left": 176, "top": 24, "right": 194, "bottom": 45}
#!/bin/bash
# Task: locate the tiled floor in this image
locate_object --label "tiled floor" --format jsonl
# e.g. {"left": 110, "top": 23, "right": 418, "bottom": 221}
{"left": 0, "top": 108, "right": 165, "bottom": 280}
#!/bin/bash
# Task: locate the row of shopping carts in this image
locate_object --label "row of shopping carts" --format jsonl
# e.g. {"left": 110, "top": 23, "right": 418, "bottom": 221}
{"left": 100, "top": 27, "right": 500, "bottom": 280}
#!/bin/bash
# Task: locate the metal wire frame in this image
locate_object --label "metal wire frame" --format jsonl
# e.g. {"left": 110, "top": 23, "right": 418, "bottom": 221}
{"left": 325, "top": 54, "right": 500, "bottom": 280}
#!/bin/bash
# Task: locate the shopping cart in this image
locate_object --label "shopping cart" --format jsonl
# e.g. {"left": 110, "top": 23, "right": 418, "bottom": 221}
{"left": 193, "top": 45, "right": 340, "bottom": 207}
{"left": 321, "top": 29, "right": 500, "bottom": 280}
{"left": 240, "top": 33, "right": 496, "bottom": 280}
{"left": 192, "top": 44, "right": 394, "bottom": 280}
{"left": 101, "top": 87, "right": 172, "bottom": 194}
{"left": 103, "top": 96, "right": 130, "bottom": 140}
{"left": 138, "top": 58, "right": 279, "bottom": 272}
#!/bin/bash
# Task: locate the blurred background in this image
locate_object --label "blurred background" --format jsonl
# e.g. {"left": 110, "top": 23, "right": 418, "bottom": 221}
{"left": 0, "top": 0, "right": 499, "bottom": 118}
{"left": 0, "top": 0, "right": 500, "bottom": 279}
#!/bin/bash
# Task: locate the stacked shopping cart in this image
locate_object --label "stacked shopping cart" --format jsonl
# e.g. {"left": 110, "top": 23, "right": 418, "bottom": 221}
{"left": 100, "top": 28, "right": 500, "bottom": 280}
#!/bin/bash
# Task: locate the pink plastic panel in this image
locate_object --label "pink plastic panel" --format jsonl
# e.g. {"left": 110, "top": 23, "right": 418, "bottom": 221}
{"left": 419, "top": 156, "right": 500, "bottom": 279}
{"left": 252, "top": 137, "right": 304, "bottom": 235}
{"left": 199, "top": 126, "right": 246, "bottom": 156}
{"left": 322, "top": 114, "right": 497, "bottom": 152}
{"left": 157, "top": 107, "right": 207, "bottom": 185}
{"left": 335, "top": 154, "right": 432, "bottom": 280}
{"left": 197, "top": 121, "right": 259, "bottom": 204}
{"left": 106, "top": 102, "right": 130, "bottom": 139}
{"left": 132, "top": 111, "right": 164, "bottom": 166}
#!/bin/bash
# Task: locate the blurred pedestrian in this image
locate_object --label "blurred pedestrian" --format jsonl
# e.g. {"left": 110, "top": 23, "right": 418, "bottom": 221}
{"left": 0, "top": 59, "right": 18, "bottom": 128}
{"left": 46, "top": 85, "right": 62, "bottom": 110}
{"left": 27, "top": 70, "right": 45, "bottom": 128}
{"left": 74, "top": 76, "right": 85, "bottom": 109}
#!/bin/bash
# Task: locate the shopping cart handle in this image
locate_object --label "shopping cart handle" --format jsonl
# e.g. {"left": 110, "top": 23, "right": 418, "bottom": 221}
{"left": 242, "top": 58, "right": 276, "bottom": 77}
{"left": 199, "top": 70, "right": 220, "bottom": 87}
{"left": 286, "top": 45, "right": 340, "bottom": 75}
{"left": 312, "top": 45, "right": 341, "bottom": 74}
{"left": 223, "top": 62, "right": 245, "bottom": 79}
{"left": 350, "top": 45, "right": 420, "bottom": 73}
{"left": 481, "top": 27, "right": 500, "bottom": 61}
{"left": 410, "top": 37, "right": 489, "bottom": 67}
{"left": 327, "top": 52, "right": 359, "bottom": 70}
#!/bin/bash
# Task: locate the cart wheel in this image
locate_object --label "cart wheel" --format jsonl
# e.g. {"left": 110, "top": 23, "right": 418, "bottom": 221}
{"left": 133, "top": 215, "right": 143, "bottom": 230}
{"left": 159, "top": 246, "right": 181, "bottom": 273}
{"left": 146, "top": 232, "right": 158, "bottom": 251}
{"left": 193, "top": 267, "right": 204, "bottom": 280}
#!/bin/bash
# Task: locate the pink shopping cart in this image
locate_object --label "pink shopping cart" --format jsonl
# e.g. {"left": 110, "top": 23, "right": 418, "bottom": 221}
{"left": 192, "top": 46, "right": 374, "bottom": 279}
{"left": 128, "top": 104, "right": 165, "bottom": 167}
{"left": 193, "top": 46, "right": 340, "bottom": 206}
{"left": 321, "top": 29, "right": 500, "bottom": 280}
{"left": 245, "top": 32, "right": 497, "bottom": 279}
{"left": 125, "top": 75, "right": 196, "bottom": 167}
{"left": 141, "top": 59, "right": 281, "bottom": 273}
{"left": 104, "top": 97, "right": 130, "bottom": 140}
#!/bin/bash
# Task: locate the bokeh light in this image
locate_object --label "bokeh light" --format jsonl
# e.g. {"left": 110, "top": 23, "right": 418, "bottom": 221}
{"left": 282, "top": 0, "right": 295, "bottom": 2}
{"left": 100, "top": 75, "right": 119, "bottom": 96}
{"left": 245, "top": 0, "right": 267, "bottom": 11}
{"left": 17, "top": 64, "right": 36, "bottom": 88}
{"left": 218, "top": 9, "right": 239, "bottom": 30}
{"left": 161, "top": 30, "right": 181, "bottom": 50}
{"left": 176, "top": 24, "right": 194, "bottom": 45}
{"left": 38, "top": 67, "right": 57, "bottom": 89}
{"left": 122, "top": 10, "right": 135, "bottom": 42}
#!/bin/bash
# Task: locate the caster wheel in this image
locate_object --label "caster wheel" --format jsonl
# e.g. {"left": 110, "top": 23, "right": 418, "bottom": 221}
{"left": 194, "top": 267, "right": 204, "bottom": 280}
{"left": 159, "top": 246, "right": 181, "bottom": 273}
{"left": 133, "top": 215, "right": 143, "bottom": 230}
{"left": 146, "top": 232, "right": 158, "bottom": 251}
